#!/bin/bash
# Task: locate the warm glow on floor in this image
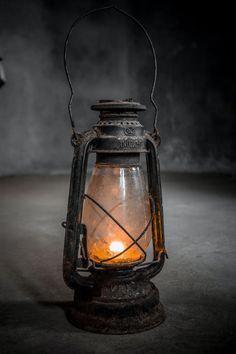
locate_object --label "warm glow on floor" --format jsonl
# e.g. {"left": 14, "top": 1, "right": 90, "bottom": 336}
{"left": 109, "top": 241, "right": 125, "bottom": 253}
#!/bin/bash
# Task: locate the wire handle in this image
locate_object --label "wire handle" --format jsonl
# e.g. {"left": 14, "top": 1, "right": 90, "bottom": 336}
{"left": 64, "top": 5, "right": 158, "bottom": 136}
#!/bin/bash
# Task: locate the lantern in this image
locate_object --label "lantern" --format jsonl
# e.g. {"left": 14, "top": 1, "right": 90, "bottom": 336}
{"left": 62, "top": 6, "right": 167, "bottom": 334}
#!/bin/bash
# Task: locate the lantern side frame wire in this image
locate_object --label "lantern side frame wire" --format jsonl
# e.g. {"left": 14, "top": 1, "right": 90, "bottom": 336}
{"left": 82, "top": 193, "right": 155, "bottom": 264}
{"left": 83, "top": 194, "right": 147, "bottom": 257}
{"left": 63, "top": 131, "right": 98, "bottom": 289}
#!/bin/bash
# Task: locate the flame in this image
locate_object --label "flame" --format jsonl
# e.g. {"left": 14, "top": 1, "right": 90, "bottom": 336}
{"left": 109, "top": 241, "right": 124, "bottom": 253}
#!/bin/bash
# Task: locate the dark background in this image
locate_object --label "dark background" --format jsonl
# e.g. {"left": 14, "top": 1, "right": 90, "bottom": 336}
{"left": 0, "top": 0, "right": 235, "bottom": 175}
{"left": 0, "top": 2, "right": 236, "bottom": 353}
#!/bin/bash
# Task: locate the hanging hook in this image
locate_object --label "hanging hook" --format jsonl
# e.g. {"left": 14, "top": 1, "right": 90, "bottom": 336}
{"left": 64, "top": 5, "right": 159, "bottom": 137}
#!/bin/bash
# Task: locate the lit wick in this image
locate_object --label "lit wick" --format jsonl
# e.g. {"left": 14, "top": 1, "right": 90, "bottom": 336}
{"left": 109, "top": 241, "right": 124, "bottom": 253}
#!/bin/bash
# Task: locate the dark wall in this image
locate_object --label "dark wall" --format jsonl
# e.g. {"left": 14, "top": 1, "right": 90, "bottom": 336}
{"left": 0, "top": 0, "right": 235, "bottom": 175}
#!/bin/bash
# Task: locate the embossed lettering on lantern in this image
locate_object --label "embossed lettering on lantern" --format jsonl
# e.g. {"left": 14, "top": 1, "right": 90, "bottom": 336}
{"left": 82, "top": 164, "right": 152, "bottom": 266}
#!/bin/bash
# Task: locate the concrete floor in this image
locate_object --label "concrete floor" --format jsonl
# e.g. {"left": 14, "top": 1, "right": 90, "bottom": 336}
{"left": 0, "top": 173, "right": 235, "bottom": 353}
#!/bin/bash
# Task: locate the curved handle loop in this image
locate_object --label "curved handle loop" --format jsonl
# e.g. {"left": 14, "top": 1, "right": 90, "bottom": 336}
{"left": 64, "top": 5, "right": 158, "bottom": 136}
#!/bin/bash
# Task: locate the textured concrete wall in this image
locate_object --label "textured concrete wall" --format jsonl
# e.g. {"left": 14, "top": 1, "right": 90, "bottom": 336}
{"left": 0, "top": 0, "right": 235, "bottom": 175}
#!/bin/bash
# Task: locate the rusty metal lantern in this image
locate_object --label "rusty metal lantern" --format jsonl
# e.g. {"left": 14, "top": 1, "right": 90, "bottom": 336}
{"left": 62, "top": 6, "right": 167, "bottom": 334}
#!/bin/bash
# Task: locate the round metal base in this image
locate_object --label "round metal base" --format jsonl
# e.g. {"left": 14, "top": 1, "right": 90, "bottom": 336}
{"left": 67, "top": 273, "right": 165, "bottom": 334}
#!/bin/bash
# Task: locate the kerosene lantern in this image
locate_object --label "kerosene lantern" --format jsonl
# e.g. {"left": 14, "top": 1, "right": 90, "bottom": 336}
{"left": 62, "top": 6, "right": 167, "bottom": 334}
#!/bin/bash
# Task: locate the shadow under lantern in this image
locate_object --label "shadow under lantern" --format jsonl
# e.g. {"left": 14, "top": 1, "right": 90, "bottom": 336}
{"left": 62, "top": 6, "right": 167, "bottom": 334}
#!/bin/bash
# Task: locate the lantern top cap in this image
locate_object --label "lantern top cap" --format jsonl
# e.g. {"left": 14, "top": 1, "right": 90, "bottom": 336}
{"left": 91, "top": 99, "right": 146, "bottom": 112}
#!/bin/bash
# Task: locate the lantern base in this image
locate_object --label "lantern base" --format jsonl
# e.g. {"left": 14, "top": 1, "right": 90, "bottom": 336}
{"left": 67, "top": 271, "right": 165, "bottom": 334}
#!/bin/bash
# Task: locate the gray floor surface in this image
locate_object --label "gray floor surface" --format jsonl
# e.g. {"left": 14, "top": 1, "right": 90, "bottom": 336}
{"left": 0, "top": 173, "right": 235, "bottom": 354}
